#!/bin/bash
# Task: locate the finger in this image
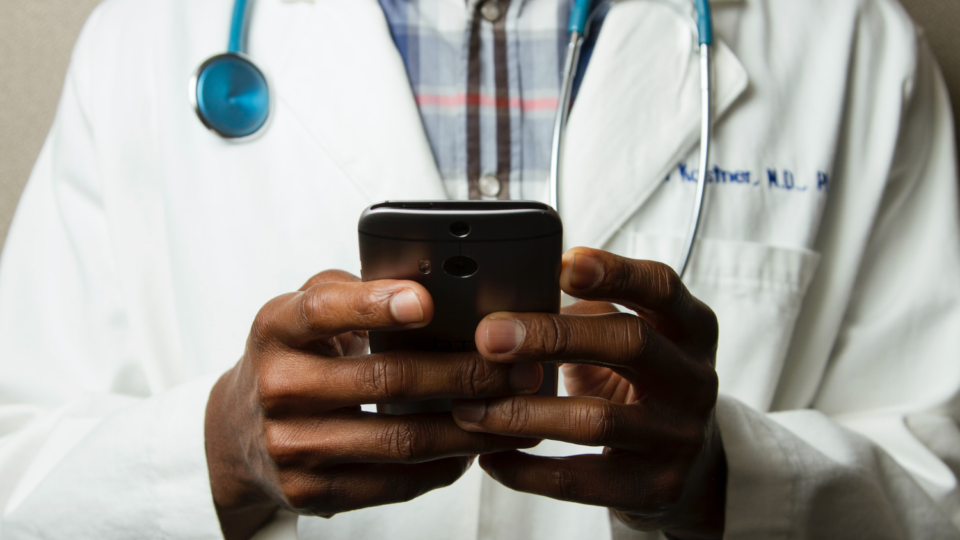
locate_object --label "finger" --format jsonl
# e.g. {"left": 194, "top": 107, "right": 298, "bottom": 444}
{"left": 265, "top": 413, "right": 540, "bottom": 468}
{"left": 561, "top": 300, "right": 620, "bottom": 316}
{"left": 451, "top": 395, "right": 703, "bottom": 451}
{"left": 298, "top": 269, "right": 361, "bottom": 291}
{"left": 479, "top": 451, "right": 683, "bottom": 514}
{"left": 255, "top": 280, "right": 435, "bottom": 349}
{"left": 559, "top": 248, "right": 718, "bottom": 345}
{"left": 279, "top": 456, "right": 473, "bottom": 516}
{"left": 298, "top": 271, "right": 367, "bottom": 356}
{"left": 476, "top": 312, "right": 709, "bottom": 390}
{"left": 258, "top": 351, "right": 545, "bottom": 414}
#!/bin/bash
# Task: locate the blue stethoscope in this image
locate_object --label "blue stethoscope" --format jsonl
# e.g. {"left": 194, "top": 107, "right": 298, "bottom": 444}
{"left": 192, "top": 0, "right": 714, "bottom": 277}
{"left": 191, "top": 0, "right": 269, "bottom": 139}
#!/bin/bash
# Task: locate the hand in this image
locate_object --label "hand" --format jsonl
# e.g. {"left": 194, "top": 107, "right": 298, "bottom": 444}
{"left": 205, "top": 270, "right": 542, "bottom": 540}
{"left": 451, "top": 248, "right": 725, "bottom": 539}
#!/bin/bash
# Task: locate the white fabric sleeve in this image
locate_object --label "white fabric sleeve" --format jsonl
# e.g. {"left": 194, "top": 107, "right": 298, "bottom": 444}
{"left": 0, "top": 7, "right": 224, "bottom": 538}
{"left": 717, "top": 31, "right": 960, "bottom": 540}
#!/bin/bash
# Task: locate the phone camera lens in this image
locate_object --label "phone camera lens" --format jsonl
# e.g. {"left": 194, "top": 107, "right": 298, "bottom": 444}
{"left": 418, "top": 260, "right": 432, "bottom": 274}
{"left": 449, "top": 222, "right": 471, "bottom": 237}
{"left": 443, "top": 255, "right": 479, "bottom": 278}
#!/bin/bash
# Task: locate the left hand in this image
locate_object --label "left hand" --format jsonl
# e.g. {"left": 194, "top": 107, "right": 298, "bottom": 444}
{"left": 451, "top": 248, "right": 726, "bottom": 539}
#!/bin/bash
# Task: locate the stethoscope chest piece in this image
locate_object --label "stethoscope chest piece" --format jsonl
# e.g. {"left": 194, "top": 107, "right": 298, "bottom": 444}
{"left": 192, "top": 53, "right": 270, "bottom": 139}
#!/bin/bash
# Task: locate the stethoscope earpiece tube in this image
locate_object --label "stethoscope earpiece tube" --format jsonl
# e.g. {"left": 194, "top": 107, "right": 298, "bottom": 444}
{"left": 695, "top": 0, "right": 713, "bottom": 46}
{"left": 551, "top": 0, "right": 713, "bottom": 279}
{"left": 568, "top": 0, "right": 596, "bottom": 34}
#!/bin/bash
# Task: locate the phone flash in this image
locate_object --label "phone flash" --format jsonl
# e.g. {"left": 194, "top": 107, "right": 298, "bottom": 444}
{"left": 418, "top": 260, "right": 432, "bottom": 274}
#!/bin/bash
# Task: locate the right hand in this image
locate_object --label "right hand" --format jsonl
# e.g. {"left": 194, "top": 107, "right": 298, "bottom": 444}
{"left": 205, "top": 270, "right": 544, "bottom": 539}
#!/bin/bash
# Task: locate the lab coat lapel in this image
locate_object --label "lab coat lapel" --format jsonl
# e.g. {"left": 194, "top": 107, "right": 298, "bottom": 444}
{"left": 561, "top": 1, "right": 748, "bottom": 250}
{"left": 274, "top": 0, "right": 447, "bottom": 202}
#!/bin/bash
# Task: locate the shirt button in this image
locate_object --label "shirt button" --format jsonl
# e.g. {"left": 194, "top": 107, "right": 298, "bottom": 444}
{"left": 479, "top": 0, "right": 503, "bottom": 23}
{"left": 479, "top": 175, "right": 502, "bottom": 197}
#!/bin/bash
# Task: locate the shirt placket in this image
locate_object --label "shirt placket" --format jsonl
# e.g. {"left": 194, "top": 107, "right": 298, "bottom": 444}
{"left": 465, "top": 0, "right": 515, "bottom": 200}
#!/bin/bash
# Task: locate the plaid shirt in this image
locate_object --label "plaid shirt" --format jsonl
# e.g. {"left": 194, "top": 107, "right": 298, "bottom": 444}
{"left": 378, "top": 0, "right": 605, "bottom": 201}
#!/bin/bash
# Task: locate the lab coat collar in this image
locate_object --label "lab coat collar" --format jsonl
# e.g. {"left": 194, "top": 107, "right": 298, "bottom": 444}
{"left": 561, "top": 0, "right": 749, "bottom": 250}
{"left": 275, "top": 0, "right": 448, "bottom": 203}
{"left": 275, "top": 0, "right": 748, "bottom": 246}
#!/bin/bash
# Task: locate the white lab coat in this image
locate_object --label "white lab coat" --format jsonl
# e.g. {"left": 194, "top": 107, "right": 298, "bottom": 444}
{"left": 1, "top": 0, "right": 959, "bottom": 537}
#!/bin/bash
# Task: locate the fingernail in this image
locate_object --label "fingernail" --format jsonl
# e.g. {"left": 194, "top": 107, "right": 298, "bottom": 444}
{"left": 453, "top": 401, "right": 487, "bottom": 424}
{"left": 509, "top": 364, "right": 541, "bottom": 392}
{"left": 485, "top": 319, "right": 524, "bottom": 354}
{"left": 570, "top": 253, "right": 603, "bottom": 290}
{"left": 389, "top": 289, "right": 423, "bottom": 324}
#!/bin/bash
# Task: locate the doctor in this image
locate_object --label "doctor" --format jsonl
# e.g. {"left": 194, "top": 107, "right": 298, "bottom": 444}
{"left": 1, "top": 0, "right": 959, "bottom": 539}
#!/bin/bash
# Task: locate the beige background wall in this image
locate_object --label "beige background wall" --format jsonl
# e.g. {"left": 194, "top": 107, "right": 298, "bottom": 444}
{"left": 0, "top": 0, "right": 104, "bottom": 250}
{"left": 0, "top": 0, "right": 959, "bottom": 253}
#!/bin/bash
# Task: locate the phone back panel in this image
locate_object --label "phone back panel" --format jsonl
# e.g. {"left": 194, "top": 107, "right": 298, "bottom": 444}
{"left": 359, "top": 202, "right": 562, "bottom": 414}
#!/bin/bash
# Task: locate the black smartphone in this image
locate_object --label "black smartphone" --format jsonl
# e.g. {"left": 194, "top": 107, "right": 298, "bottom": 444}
{"left": 358, "top": 201, "right": 563, "bottom": 415}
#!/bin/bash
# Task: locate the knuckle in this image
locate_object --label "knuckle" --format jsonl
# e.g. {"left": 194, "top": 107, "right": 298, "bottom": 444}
{"left": 263, "top": 423, "right": 299, "bottom": 465}
{"left": 257, "top": 363, "right": 294, "bottom": 415}
{"left": 301, "top": 269, "right": 358, "bottom": 291}
{"left": 577, "top": 401, "right": 617, "bottom": 447}
{"left": 436, "top": 458, "right": 470, "bottom": 488}
{"left": 301, "top": 272, "right": 331, "bottom": 292}
{"left": 280, "top": 473, "right": 330, "bottom": 513}
{"left": 282, "top": 483, "right": 314, "bottom": 511}
{"left": 625, "top": 316, "right": 653, "bottom": 362}
{"left": 302, "top": 283, "right": 388, "bottom": 333}
{"left": 389, "top": 471, "right": 430, "bottom": 503}
{"left": 250, "top": 316, "right": 272, "bottom": 349}
{"left": 460, "top": 356, "right": 502, "bottom": 396}
{"left": 350, "top": 285, "right": 394, "bottom": 328}
{"left": 528, "top": 316, "right": 568, "bottom": 357}
{"left": 658, "top": 468, "right": 687, "bottom": 506}
{"left": 299, "top": 286, "right": 332, "bottom": 331}
{"left": 362, "top": 353, "right": 407, "bottom": 403}
{"left": 456, "top": 355, "right": 481, "bottom": 397}
{"left": 380, "top": 421, "right": 428, "bottom": 463}
{"left": 653, "top": 264, "right": 686, "bottom": 309}
{"left": 606, "top": 255, "right": 640, "bottom": 294}
{"left": 251, "top": 298, "right": 286, "bottom": 348}
{"left": 284, "top": 494, "right": 312, "bottom": 514}
{"left": 391, "top": 461, "right": 470, "bottom": 504}
{"left": 549, "top": 318, "right": 571, "bottom": 356}
{"left": 552, "top": 467, "right": 580, "bottom": 502}
{"left": 502, "top": 399, "right": 532, "bottom": 433}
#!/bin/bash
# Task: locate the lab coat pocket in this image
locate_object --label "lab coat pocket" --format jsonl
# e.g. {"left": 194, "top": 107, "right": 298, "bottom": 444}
{"left": 621, "top": 234, "right": 822, "bottom": 411}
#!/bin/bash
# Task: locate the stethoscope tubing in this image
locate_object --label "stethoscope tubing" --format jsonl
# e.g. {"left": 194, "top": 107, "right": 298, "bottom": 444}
{"left": 549, "top": 32, "right": 583, "bottom": 215}
{"left": 228, "top": 0, "right": 252, "bottom": 53}
{"left": 551, "top": 0, "right": 713, "bottom": 279}
{"left": 679, "top": 44, "right": 711, "bottom": 279}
